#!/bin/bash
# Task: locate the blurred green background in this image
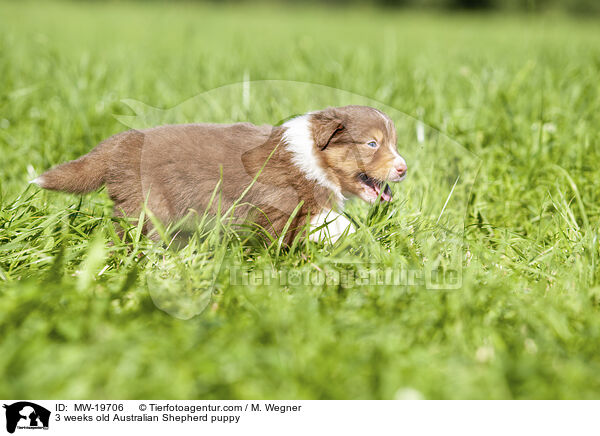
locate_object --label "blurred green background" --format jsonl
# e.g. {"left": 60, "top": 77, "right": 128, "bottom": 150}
{"left": 1, "top": 0, "right": 599, "bottom": 399}
{"left": 69, "top": 0, "right": 600, "bottom": 14}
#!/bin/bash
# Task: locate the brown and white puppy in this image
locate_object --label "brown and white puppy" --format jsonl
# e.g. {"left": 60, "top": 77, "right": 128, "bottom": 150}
{"left": 33, "top": 105, "right": 407, "bottom": 243}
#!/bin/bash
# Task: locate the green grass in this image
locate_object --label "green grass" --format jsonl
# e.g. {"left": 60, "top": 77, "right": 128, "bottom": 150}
{"left": 1, "top": 1, "right": 600, "bottom": 399}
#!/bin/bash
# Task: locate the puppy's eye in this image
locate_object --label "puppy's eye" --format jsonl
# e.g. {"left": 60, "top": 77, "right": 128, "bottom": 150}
{"left": 367, "top": 141, "right": 378, "bottom": 148}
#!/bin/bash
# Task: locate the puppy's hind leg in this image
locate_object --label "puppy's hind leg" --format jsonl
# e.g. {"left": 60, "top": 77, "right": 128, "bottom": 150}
{"left": 111, "top": 203, "right": 161, "bottom": 243}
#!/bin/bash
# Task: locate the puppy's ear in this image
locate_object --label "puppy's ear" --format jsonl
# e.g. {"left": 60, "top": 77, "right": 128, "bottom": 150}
{"left": 312, "top": 113, "right": 345, "bottom": 151}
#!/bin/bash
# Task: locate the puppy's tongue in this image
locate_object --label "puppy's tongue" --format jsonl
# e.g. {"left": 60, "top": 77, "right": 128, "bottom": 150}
{"left": 379, "top": 184, "right": 392, "bottom": 202}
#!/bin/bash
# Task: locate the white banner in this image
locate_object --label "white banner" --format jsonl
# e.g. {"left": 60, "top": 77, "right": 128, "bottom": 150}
{"left": 1, "top": 400, "right": 597, "bottom": 436}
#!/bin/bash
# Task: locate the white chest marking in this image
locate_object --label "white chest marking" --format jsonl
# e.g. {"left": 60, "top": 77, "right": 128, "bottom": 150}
{"left": 309, "top": 209, "right": 355, "bottom": 243}
{"left": 282, "top": 115, "right": 344, "bottom": 203}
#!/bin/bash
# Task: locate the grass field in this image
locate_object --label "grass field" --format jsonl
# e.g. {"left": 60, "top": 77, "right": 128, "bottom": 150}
{"left": 1, "top": 1, "right": 600, "bottom": 399}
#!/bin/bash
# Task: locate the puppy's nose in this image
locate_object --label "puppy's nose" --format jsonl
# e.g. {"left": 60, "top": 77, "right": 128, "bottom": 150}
{"left": 395, "top": 163, "right": 407, "bottom": 177}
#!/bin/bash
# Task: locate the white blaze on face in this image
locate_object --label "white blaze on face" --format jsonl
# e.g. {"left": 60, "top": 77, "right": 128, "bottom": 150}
{"left": 374, "top": 109, "right": 406, "bottom": 182}
{"left": 388, "top": 143, "right": 407, "bottom": 181}
{"left": 309, "top": 209, "right": 355, "bottom": 243}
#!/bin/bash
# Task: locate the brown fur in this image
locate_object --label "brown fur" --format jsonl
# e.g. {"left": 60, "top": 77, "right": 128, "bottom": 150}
{"left": 36, "top": 106, "right": 406, "bottom": 243}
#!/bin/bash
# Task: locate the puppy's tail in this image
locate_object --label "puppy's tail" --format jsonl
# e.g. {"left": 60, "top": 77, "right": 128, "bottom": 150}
{"left": 32, "top": 135, "right": 120, "bottom": 194}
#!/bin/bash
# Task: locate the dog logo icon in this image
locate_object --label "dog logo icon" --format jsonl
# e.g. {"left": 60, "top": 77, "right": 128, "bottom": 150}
{"left": 3, "top": 402, "right": 50, "bottom": 434}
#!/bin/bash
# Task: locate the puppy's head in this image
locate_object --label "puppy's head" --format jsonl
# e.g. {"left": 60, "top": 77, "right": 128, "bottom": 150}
{"left": 309, "top": 105, "right": 407, "bottom": 203}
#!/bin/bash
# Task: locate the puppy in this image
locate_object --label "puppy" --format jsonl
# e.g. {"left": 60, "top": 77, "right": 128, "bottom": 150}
{"left": 33, "top": 105, "right": 407, "bottom": 243}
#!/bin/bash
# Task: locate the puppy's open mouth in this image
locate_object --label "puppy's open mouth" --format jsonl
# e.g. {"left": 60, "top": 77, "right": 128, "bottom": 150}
{"left": 358, "top": 173, "right": 392, "bottom": 202}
